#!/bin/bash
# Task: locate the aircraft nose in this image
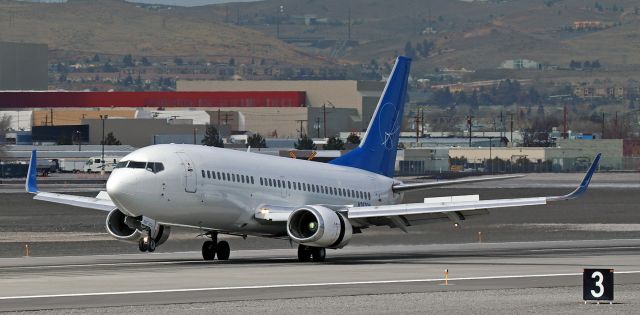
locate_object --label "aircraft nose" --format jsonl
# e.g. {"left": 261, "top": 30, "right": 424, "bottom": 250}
{"left": 106, "top": 171, "right": 138, "bottom": 215}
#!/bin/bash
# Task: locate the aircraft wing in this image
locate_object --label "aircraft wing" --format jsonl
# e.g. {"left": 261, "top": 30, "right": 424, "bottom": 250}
{"left": 392, "top": 174, "right": 525, "bottom": 193}
{"left": 347, "top": 153, "right": 600, "bottom": 223}
{"left": 25, "top": 150, "right": 116, "bottom": 212}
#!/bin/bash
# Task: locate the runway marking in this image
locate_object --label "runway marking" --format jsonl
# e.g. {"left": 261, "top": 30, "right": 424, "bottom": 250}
{"left": 2, "top": 271, "right": 640, "bottom": 301}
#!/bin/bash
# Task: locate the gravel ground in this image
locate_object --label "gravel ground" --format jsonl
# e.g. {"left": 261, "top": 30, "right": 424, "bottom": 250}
{"left": 9, "top": 285, "right": 638, "bottom": 315}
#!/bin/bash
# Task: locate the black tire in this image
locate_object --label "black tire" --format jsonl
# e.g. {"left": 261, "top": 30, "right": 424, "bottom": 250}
{"left": 147, "top": 239, "right": 156, "bottom": 252}
{"left": 202, "top": 241, "right": 216, "bottom": 261}
{"left": 217, "top": 241, "right": 231, "bottom": 260}
{"left": 138, "top": 238, "right": 148, "bottom": 252}
{"left": 297, "top": 244, "right": 312, "bottom": 262}
{"left": 311, "top": 247, "right": 326, "bottom": 262}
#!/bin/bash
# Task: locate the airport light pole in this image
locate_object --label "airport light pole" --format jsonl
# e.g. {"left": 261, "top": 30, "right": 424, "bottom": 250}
{"left": 75, "top": 131, "right": 81, "bottom": 152}
{"left": 100, "top": 115, "right": 108, "bottom": 171}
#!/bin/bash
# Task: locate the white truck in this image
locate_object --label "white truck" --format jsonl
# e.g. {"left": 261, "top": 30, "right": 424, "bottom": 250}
{"left": 83, "top": 156, "right": 120, "bottom": 173}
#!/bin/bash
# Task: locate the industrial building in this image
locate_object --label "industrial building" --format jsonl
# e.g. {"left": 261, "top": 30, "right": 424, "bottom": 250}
{"left": 0, "top": 42, "right": 48, "bottom": 90}
{"left": 177, "top": 80, "right": 385, "bottom": 137}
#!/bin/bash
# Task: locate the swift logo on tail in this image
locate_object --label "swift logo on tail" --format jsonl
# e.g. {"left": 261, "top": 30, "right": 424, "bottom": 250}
{"left": 379, "top": 102, "right": 402, "bottom": 150}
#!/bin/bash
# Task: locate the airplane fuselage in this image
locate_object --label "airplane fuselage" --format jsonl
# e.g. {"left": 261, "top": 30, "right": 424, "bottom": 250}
{"left": 106, "top": 144, "right": 402, "bottom": 236}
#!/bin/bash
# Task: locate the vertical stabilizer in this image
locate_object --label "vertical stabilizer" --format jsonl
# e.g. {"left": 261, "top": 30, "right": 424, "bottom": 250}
{"left": 330, "top": 56, "right": 411, "bottom": 177}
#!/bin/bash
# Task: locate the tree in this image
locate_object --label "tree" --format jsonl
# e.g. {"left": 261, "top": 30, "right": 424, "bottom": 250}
{"left": 228, "top": 57, "right": 235, "bottom": 66}
{"left": 346, "top": 132, "right": 361, "bottom": 145}
{"left": 92, "top": 54, "right": 100, "bottom": 62}
{"left": 174, "top": 57, "right": 184, "bottom": 66}
{"left": 122, "top": 54, "right": 135, "bottom": 67}
{"left": 294, "top": 135, "right": 316, "bottom": 150}
{"left": 404, "top": 41, "right": 416, "bottom": 59}
{"left": 202, "top": 125, "right": 224, "bottom": 147}
{"left": 141, "top": 56, "right": 152, "bottom": 66}
{"left": 0, "top": 115, "right": 11, "bottom": 156}
{"left": 325, "top": 136, "right": 345, "bottom": 150}
{"left": 102, "top": 132, "right": 121, "bottom": 145}
{"left": 247, "top": 133, "right": 267, "bottom": 148}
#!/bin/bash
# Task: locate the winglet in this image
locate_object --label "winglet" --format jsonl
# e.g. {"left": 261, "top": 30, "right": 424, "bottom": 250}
{"left": 25, "top": 150, "right": 38, "bottom": 193}
{"left": 547, "top": 153, "right": 601, "bottom": 201}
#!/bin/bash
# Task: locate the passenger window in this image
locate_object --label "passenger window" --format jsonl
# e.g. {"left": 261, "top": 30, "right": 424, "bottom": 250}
{"left": 288, "top": 181, "right": 291, "bottom": 189}
{"left": 212, "top": 171, "right": 216, "bottom": 179}
{"left": 207, "top": 170, "right": 211, "bottom": 178}
{"left": 222, "top": 173, "right": 227, "bottom": 181}
{"left": 260, "top": 178, "right": 263, "bottom": 185}
{"left": 268, "top": 178, "right": 272, "bottom": 186}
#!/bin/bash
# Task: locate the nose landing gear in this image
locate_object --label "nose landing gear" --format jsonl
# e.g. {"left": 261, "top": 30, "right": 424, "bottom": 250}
{"left": 138, "top": 236, "right": 156, "bottom": 252}
{"left": 201, "top": 232, "right": 231, "bottom": 261}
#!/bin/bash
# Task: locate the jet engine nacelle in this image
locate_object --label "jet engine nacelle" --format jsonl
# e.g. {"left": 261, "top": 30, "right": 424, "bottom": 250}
{"left": 105, "top": 209, "right": 170, "bottom": 245}
{"left": 286, "top": 205, "right": 352, "bottom": 248}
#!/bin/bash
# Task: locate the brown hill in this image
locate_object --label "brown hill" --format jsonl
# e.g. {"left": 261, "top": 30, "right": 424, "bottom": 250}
{"left": 216, "top": 0, "right": 640, "bottom": 70}
{"left": 0, "top": 0, "right": 327, "bottom": 65}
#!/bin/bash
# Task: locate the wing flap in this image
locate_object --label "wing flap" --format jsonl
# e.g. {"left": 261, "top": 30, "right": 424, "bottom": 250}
{"left": 392, "top": 174, "right": 524, "bottom": 193}
{"left": 34, "top": 192, "right": 116, "bottom": 212}
{"left": 347, "top": 197, "right": 547, "bottom": 219}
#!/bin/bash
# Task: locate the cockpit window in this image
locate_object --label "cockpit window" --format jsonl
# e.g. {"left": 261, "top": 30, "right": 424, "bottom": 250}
{"left": 117, "top": 161, "right": 164, "bottom": 173}
{"left": 128, "top": 161, "right": 146, "bottom": 169}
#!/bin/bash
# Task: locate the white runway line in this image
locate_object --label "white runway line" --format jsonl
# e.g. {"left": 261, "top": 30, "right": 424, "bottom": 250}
{"left": 2, "top": 271, "right": 640, "bottom": 301}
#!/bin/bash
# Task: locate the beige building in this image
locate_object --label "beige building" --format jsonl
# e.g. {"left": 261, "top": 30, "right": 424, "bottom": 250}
{"left": 449, "top": 139, "right": 623, "bottom": 170}
{"left": 177, "top": 80, "right": 384, "bottom": 138}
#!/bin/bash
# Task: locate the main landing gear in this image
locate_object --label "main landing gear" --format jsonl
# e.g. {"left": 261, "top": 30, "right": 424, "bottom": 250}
{"left": 138, "top": 236, "right": 156, "bottom": 253}
{"left": 202, "top": 232, "right": 231, "bottom": 261}
{"left": 297, "top": 244, "right": 326, "bottom": 262}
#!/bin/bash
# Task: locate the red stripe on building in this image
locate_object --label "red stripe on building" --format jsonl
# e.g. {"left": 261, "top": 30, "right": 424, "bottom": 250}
{"left": 0, "top": 91, "right": 306, "bottom": 109}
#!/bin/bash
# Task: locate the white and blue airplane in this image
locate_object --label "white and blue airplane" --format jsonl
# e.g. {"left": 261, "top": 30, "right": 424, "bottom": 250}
{"left": 26, "top": 56, "right": 601, "bottom": 262}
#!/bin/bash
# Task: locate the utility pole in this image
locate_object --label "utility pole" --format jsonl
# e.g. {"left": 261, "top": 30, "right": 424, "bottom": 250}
{"left": 602, "top": 112, "right": 605, "bottom": 139}
{"left": 467, "top": 116, "right": 473, "bottom": 147}
{"left": 296, "top": 120, "right": 307, "bottom": 138}
{"left": 75, "top": 131, "right": 81, "bottom": 152}
{"left": 510, "top": 112, "right": 514, "bottom": 147}
{"left": 347, "top": 7, "right": 351, "bottom": 42}
{"left": 615, "top": 111, "right": 619, "bottom": 138}
{"left": 217, "top": 108, "right": 221, "bottom": 126}
{"left": 414, "top": 113, "right": 421, "bottom": 144}
{"left": 488, "top": 136, "right": 493, "bottom": 174}
{"left": 323, "top": 103, "right": 327, "bottom": 138}
{"left": 315, "top": 117, "right": 321, "bottom": 138}
{"left": 50, "top": 108, "right": 54, "bottom": 126}
{"left": 193, "top": 128, "right": 197, "bottom": 144}
{"left": 100, "top": 115, "right": 108, "bottom": 172}
{"left": 562, "top": 106, "right": 568, "bottom": 139}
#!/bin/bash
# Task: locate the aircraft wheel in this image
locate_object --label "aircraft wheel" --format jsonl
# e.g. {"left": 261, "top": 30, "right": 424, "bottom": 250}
{"left": 297, "top": 244, "right": 312, "bottom": 262}
{"left": 138, "top": 237, "right": 149, "bottom": 252}
{"left": 147, "top": 239, "right": 156, "bottom": 253}
{"left": 311, "top": 247, "right": 326, "bottom": 262}
{"left": 217, "top": 241, "right": 231, "bottom": 260}
{"left": 202, "top": 241, "right": 216, "bottom": 261}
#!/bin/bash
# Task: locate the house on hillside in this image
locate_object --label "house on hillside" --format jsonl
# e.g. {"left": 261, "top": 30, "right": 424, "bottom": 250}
{"left": 499, "top": 59, "right": 542, "bottom": 70}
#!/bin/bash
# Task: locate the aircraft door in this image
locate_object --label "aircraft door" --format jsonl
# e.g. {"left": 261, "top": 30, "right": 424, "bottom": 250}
{"left": 176, "top": 152, "right": 197, "bottom": 193}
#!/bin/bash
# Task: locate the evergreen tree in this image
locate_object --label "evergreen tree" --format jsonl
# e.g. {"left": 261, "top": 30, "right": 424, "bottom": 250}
{"left": 247, "top": 133, "right": 267, "bottom": 148}
{"left": 294, "top": 135, "right": 316, "bottom": 150}
{"left": 141, "top": 56, "right": 152, "bottom": 66}
{"left": 92, "top": 54, "right": 100, "bottom": 62}
{"left": 102, "top": 132, "right": 121, "bottom": 145}
{"left": 325, "top": 136, "right": 345, "bottom": 150}
{"left": 469, "top": 90, "right": 480, "bottom": 110}
{"left": 202, "top": 125, "right": 224, "bottom": 147}
{"left": 122, "top": 54, "right": 135, "bottom": 67}
{"left": 346, "top": 133, "right": 361, "bottom": 145}
{"left": 404, "top": 41, "right": 416, "bottom": 58}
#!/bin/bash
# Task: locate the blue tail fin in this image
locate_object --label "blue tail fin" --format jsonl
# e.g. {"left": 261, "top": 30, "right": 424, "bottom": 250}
{"left": 330, "top": 56, "right": 411, "bottom": 177}
{"left": 26, "top": 150, "right": 38, "bottom": 193}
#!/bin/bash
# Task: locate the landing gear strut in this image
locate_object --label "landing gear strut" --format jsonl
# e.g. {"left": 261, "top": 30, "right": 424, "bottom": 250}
{"left": 201, "top": 232, "right": 231, "bottom": 261}
{"left": 297, "top": 244, "right": 326, "bottom": 262}
{"left": 138, "top": 236, "right": 156, "bottom": 253}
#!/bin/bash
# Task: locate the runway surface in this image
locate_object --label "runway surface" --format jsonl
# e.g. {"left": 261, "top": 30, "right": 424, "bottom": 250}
{"left": 1, "top": 172, "right": 639, "bottom": 313}
{"left": 1, "top": 240, "right": 640, "bottom": 313}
